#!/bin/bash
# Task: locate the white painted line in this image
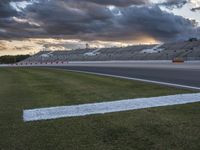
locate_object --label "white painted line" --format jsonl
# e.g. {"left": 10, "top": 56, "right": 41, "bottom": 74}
{"left": 23, "top": 93, "right": 200, "bottom": 122}
{"left": 63, "top": 69, "right": 200, "bottom": 91}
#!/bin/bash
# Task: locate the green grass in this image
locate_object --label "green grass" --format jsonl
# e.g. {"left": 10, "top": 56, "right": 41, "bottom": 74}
{"left": 0, "top": 68, "right": 199, "bottom": 150}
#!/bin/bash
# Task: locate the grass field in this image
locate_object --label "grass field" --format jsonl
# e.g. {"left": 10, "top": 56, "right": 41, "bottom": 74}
{"left": 0, "top": 68, "right": 199, "bottom": 150}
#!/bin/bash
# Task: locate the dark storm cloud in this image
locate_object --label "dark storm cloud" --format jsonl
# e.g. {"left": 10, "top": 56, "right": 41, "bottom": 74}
{"left": 1, "top": 0, "right": 114, "bottom": 39}
{"left": 0, "top": 0, "right": 25, "bottom": 18}
{"left": 191, "top": 7, "right": 200, "bottom": 12}
{"left": 84, "top": 0, "right": 149, "bottom": 7}
{"left": 116, "top": 6, "right": 198, "bottom": 41}
{"left": 0, "top": 0, "right": 25, "bottom": 38}
{"left": 63, "top": 0, "right": 188, "bottom": 8}
{"left": 0, "top": 16, "right": 45, "bottom": 39}
{"left": 0, "top": 0, "right": 199, "bottom": 42}
{"left": 158, "top": 0, "right": 188, "bottom": 9}
{"left": 78, "top": 0, "right": 190, "bottom": 8}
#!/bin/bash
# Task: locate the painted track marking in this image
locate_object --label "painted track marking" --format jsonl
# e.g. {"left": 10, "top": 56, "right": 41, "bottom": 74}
{"left": 56, "top": 68, "right": 200, "bottom": 91}
{"left": 23, "top": 93, "right": 200, "bottom": 122}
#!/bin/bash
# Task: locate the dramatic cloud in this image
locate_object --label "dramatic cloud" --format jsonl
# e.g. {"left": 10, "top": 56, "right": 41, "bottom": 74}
{"left": 0, "top": 0, "right": 18, "bottom": 18}
{"left": 84, "top": 0, "right": 149, "bottom": 7}
{"left": 191, "top": 7, "right": 200, "bottom": 11}
{"left": 0, "top": 0, "right": 200, "bottom": 46}
{"left": 0, "top": 0, "right": 199, "bottom": 55}
{"left": 115, "top": 6, "right": 198, "bottom": 42}
{"left": 159, "top": 0, "right": 188, "bottom": 9}
{"left": 0, "top": 0, "right": 199, "bottom": 42}
{"left": 190, "top": 0, "right": 200, "bottom": 11}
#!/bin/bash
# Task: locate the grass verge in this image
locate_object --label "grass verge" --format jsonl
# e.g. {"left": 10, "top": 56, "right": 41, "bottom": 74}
{"left": 0, "top": 67, "right": 199, "bottom": 150}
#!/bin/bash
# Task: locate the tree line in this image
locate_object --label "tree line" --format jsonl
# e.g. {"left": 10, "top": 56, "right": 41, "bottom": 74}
{"left": 0, "top": 55, "right": 30, "bottom": 64}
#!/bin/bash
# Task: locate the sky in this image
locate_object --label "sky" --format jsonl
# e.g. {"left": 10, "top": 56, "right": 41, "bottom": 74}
{"left": 0, "top": 0, "right": 200, "bottom": 56}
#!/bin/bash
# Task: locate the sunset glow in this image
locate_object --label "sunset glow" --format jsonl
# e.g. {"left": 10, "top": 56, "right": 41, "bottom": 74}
{"left": 0, "top": 0, "right": 199, "bottom": 55}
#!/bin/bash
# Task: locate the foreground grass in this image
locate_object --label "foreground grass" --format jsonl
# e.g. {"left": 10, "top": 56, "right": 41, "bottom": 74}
{"left": 0, "top": 68, "right": 199, "bottom": 150}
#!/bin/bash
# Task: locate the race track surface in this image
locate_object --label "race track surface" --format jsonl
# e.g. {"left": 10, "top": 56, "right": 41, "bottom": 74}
{"left": 2, "top": 61, "right": 200, "bottom": 90}
{"left": 50, "top": 65, "right": 200, "bottom": 89}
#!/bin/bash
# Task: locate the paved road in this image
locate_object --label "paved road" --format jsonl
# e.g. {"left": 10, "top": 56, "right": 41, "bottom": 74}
{"left": 50, "top": 66, "right": 200, "bottom": 90}
{"left": 2, "top": 60, "right": 200, "bottom": 90}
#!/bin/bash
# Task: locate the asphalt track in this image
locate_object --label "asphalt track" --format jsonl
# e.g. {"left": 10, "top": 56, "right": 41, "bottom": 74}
{"left": 1, "top": 61, "right": 200, "bottom": 90}
{"left": 49, "top": 63, "right": 200, "bottom": 90}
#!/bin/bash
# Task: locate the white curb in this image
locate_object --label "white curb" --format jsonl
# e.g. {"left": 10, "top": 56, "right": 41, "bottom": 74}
{"left": 23, "top": 93, "right": 200, "bottom": 122}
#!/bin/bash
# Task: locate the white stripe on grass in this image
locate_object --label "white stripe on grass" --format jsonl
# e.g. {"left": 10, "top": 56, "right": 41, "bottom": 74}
{"left": 23, "top": 93, "right": 200, "bottom": 122}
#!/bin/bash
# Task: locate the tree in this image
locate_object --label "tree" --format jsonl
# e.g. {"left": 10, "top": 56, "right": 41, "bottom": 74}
{"left": 0, "top": 55, "right": 30, "bottom": 64}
